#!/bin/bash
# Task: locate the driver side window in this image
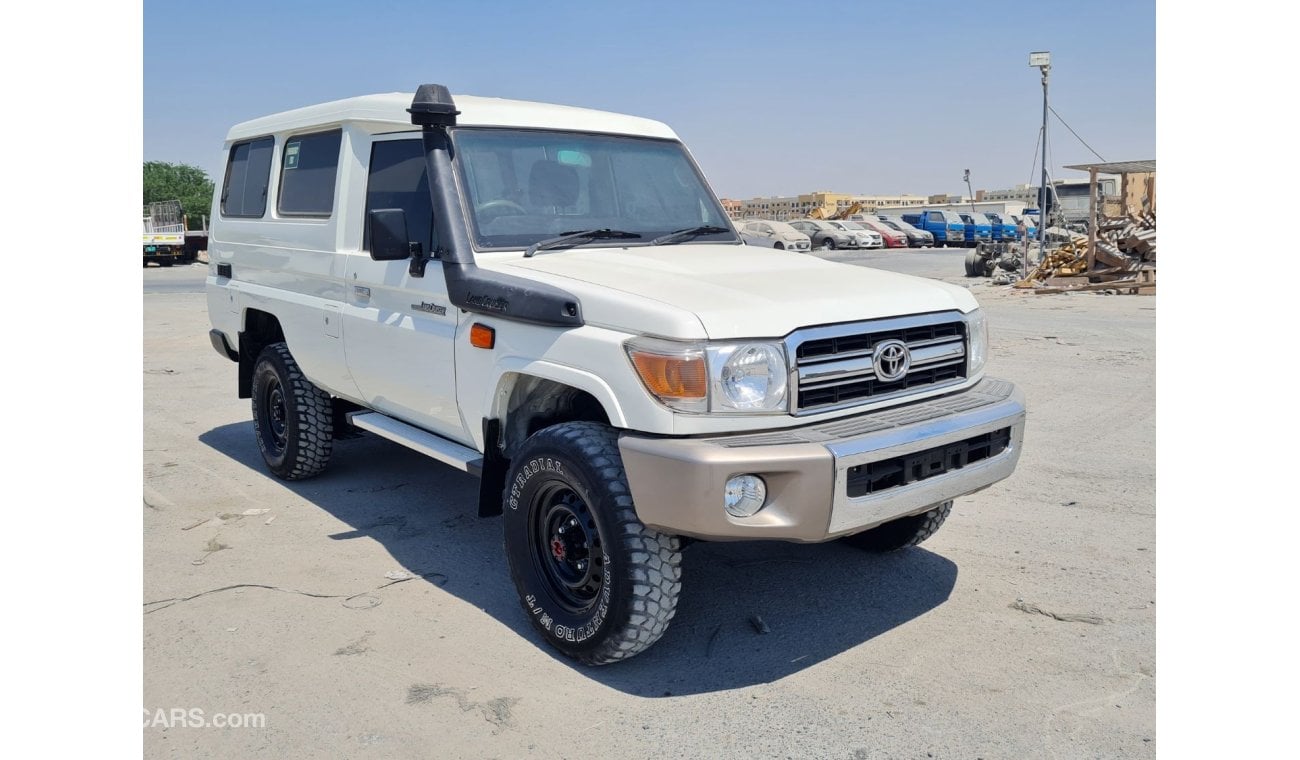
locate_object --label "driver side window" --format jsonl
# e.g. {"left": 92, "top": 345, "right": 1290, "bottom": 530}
{"left": 364, "top": 140, "right": 438, "bottom": 257}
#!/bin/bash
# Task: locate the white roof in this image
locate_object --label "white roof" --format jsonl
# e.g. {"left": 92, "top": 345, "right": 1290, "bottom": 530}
{"left": 225, "top": 92, "right": 678, "bottom": 143}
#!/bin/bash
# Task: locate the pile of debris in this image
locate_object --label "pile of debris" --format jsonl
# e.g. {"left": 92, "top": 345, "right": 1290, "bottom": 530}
{"left": 1015, "top": 211, "right": 1156, "bottom": 295}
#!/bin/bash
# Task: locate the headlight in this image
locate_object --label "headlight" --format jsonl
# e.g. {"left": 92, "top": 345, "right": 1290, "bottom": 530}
{"left": 965, "top": 308, "right": 988, "bottom": 376}
{"left": 626, "top": 337, "right": 788, "bottom": 414}
{"left": 711, "top": 343, "right": 788, "bottom": 411}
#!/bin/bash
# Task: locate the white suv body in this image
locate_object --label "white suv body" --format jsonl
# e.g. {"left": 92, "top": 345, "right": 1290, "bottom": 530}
{"left": 205, "top": 85, "right": 1025, "bottom": 665}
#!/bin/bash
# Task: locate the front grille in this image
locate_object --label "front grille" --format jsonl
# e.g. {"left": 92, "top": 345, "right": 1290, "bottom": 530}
{"left": 845, "top": 427, "right": 1011, "bottom": 498}
{"left": 789, "top": 312, "right": 967, "bottom": 414}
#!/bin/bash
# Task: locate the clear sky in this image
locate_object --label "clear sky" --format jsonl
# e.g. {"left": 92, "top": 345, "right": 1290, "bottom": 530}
{"left": 144, "top": 0, "right": 1154, "bottom": 200}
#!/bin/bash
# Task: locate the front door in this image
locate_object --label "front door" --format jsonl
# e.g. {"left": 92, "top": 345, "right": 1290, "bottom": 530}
{"left": 341, "top": 137, "right": 467, "bottom": 443}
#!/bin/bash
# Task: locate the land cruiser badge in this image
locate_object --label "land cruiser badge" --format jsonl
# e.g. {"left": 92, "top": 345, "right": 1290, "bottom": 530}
{"left": 412, "top": 301, "right": 447, "bottom": 315}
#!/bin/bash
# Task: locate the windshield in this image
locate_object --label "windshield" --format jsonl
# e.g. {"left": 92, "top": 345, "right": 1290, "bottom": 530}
{"left": 940, "top": 211, "right": 965, "bottom": 225}
{"left": 453, "top": 128, "right": 735, "bottom": 251}
{"left": 838, "top": 221, "right": 866, "bottom": 230}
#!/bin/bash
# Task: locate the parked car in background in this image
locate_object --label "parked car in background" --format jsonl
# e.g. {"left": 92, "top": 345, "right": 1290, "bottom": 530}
{"left": 845, "top": 216, "right": 909, "bottom": 248}
{"left": 736, "top": 219, "right": 812, "bottom": 251}
{"left": 875, "top": 215, "right": 935, "bottom": 248}
{"left": 957, "top": 213, "right": 994, "bottom": 247}
{"left": 827, "top": 221, "right": 883, "bottom": 249}
{"left": 790, "top": 219, "right": 857, "bottom": 250}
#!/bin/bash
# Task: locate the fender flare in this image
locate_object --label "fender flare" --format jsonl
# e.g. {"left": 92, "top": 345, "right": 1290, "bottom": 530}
{"left": 484, "top": 358, "right": 628, "bottom": 430}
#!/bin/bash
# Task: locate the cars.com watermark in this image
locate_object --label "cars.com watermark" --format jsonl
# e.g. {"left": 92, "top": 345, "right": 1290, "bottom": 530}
{"left": 143, "top": 708, "right": 266, "bottom": 729}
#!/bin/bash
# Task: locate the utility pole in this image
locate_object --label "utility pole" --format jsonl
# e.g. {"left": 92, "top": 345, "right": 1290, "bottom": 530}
{"left": 1029, "top": 51, "right": 1051, "bottom": 277}
{"left": 963, "top": 169, "right": 977, "bottom": 217}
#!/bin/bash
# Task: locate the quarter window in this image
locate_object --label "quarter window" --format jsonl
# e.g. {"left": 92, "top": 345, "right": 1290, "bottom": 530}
{"left": 220, "top": 137, "right": 274, "bottom": 218}
{"left": 279, "top": 130, "right": 342, "bottom": 216}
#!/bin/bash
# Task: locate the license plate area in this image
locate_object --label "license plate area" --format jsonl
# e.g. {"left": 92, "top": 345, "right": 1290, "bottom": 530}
{"left": 845, "top": 427, "right": 1012, "bottom": 498}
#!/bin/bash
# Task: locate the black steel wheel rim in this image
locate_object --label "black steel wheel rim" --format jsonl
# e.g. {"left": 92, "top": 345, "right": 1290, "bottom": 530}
{"left": 261, "top": 377, "right": 288, "bottom": 454}
{"left": 530, "top": 483, "right": 604, "bottom": 614}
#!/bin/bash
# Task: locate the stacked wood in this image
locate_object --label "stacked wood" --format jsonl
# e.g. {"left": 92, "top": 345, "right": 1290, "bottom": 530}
{"left": 1014, "top": 210, "right": 1156, "bottom": 295}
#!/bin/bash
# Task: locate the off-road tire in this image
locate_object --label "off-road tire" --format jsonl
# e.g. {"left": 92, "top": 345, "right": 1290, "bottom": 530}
{"left": 250, "top": 342, "right": 333, "bottom": 480}
{"left": 503, "top": 422, "right": 682, "bottom": 665}
{"left": 964, "top": 250, "right": 984, "bottom": 277}
{"left": 840, "top": 501, "right": 952, "bottom": 552}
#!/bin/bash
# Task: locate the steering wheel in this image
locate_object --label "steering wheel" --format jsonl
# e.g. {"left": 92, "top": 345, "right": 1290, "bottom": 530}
{"left": 475, "top": 199, "right": 528, "bottom": 222}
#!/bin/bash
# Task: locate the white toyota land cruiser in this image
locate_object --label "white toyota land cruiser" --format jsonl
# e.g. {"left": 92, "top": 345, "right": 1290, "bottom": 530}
{"left": 205, "top": 84, "right": 1026, "bottom": 665}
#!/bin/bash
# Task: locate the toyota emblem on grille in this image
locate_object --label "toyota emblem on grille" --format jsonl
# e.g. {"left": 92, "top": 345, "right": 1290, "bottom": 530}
{"left": 873, "top": 339, "right": 911, "bottom": 382}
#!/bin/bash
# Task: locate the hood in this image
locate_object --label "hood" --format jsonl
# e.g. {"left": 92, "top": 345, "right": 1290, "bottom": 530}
{"left": 487, "top": 244, "right": 978, "bottom": 339}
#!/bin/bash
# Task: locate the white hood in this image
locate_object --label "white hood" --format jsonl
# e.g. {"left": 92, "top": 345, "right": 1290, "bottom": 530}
{"left": 488, "top": 244, "right": 978, "bottom": 339}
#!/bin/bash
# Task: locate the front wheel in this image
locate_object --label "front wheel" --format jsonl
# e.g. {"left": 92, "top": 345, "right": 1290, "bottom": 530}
{"left": 774, "top": 242, "right": 784, "bottom": 250}
{"left": 823, "top": 238, "right": 837, "bottom": 250}
{"left": 503, "top": 422, "right": 682, "bottom": 665}
{"left": 840, "top": 501, "right": 952, "bottom": 552}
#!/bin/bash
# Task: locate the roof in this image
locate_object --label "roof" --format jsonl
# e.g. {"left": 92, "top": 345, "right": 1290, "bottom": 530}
{"left": 225, "top": 92, "right": 678, "bottom": 143}
{"left": 1063, "top": 160, "right": 1156, "bottom": 175}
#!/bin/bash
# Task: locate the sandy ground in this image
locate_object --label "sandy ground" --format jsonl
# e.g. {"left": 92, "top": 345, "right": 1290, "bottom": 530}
{"left": 143, "top": 250, "right": 1155, "bottom": 759}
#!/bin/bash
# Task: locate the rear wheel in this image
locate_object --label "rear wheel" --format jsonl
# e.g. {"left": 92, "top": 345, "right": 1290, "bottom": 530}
{"left": 251, "top": 342, "right": 333, "bottom": 480}
{"left": 503, "top": 422, "right": 682, "bottom": 665}
{"left": 840, "top": 501, "right": 952, "bottom": 552}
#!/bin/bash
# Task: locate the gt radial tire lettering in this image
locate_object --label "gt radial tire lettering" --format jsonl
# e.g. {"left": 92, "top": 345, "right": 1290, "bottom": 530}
{"left": 508, "top": 458, "right": 564, "bottom": 511}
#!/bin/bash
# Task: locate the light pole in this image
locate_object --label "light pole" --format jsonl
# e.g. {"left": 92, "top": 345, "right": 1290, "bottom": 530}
{"left": 1029, "top": 51, "right": 1051, "bottom": 275}
{"left": 963, "top": 169, "right": 977, "bottom": 217}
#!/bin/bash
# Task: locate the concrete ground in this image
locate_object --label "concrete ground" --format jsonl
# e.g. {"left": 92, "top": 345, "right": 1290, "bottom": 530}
{"left": 143, "top": 250, "right": 1155, "bottom": 759}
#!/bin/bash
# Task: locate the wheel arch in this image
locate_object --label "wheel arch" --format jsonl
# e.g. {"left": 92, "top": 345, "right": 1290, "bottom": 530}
{"left": 237, "top": 308, "right": 285, "bottom": 399}
{"left": 476, "top": 367, "right": 624, "bottom": 518}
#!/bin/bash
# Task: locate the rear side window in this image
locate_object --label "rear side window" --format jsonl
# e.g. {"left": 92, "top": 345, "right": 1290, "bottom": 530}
{"left": 279, "top": 130, "right": 342, "bottom": 216}
{"left": 220, "top": 137, "right": 274, "bottom": 218}
{"left": 364, "top": 140, "right": 437, "bottom": 255}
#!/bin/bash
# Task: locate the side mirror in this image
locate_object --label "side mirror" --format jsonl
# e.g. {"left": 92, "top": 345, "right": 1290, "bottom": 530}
{"left": 369, "top": 209, "right": 413, "bottom": 262}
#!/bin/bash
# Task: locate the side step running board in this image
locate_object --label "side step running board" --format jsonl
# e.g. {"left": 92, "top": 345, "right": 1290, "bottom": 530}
{"left": 347, "top": 411, "right": 483, "bottom": 477}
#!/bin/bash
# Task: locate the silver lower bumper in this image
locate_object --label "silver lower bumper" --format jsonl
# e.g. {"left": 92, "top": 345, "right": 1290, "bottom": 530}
{"left": 619, "top": 378, "right": 1026, "bottom": 542}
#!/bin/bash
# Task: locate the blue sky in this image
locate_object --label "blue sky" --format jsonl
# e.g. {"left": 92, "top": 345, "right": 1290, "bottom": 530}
{"left": 144, "top": 0, "right": 1154, "bottom": 200}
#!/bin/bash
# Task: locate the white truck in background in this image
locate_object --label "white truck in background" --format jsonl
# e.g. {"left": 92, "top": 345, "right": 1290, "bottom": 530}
{"left": 143, "top": 200, "right": 193, "bottom": 267}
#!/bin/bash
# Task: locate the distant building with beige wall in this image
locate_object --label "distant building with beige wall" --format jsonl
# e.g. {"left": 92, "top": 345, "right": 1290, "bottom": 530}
{"left": 734, "top": 191, "right": 930, "bottom": 221}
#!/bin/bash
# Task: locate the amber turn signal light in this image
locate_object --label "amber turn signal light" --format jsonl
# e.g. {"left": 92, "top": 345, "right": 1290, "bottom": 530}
{"left": 470, "top": 323, "right": 495, "bottom": 349}
{"left": 628, "top": 351, "right": 707, "bottom": 400}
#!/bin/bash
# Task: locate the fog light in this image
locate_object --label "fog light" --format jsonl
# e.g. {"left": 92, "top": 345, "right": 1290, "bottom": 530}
{"left": 724, "top": 475, "right": 767, "bottom": 517}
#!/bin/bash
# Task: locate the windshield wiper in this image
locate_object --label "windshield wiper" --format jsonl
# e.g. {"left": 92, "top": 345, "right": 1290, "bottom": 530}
{"left": 649, "top": 225, "right": 732, "bottom": 246}
{"left": 524, "top": 228, "right": 642, "bottom": 258}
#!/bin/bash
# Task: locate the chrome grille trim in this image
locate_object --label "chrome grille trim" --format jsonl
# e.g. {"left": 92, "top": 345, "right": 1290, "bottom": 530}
{"left": 785, "top": 310, "right": 968, "bottom": 415}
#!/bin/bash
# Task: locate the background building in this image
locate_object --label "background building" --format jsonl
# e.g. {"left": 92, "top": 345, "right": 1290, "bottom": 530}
{"left": 733, "top": 191, "right": 930, "bottom": 220}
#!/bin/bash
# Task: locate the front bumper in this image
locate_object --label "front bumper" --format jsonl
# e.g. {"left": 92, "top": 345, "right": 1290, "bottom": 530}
{"left": 619, "top": 378, "right": 1025, "bottom": 542}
